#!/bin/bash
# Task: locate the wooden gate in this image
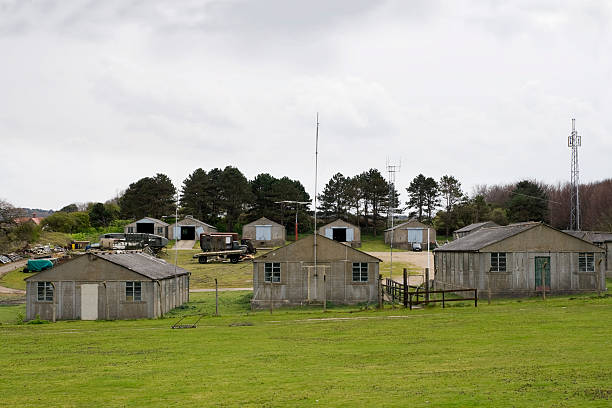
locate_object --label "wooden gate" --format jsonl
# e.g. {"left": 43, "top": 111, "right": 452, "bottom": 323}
{"left": 535, "top": 256, "right": 551, "bottom": 292}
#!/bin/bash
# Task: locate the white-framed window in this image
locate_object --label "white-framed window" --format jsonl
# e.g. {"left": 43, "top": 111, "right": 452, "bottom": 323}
{"left": 578, "top": 253, "right": 594, "bottom": 272}
{"left": 264, "top": 262, "right": 281, "bottom": 283}
{"left": 126, "top": 281, "right": 142, "bottom": 301}
{"left": 490, "top": 253, "right": 506, "bottom": 272}
{"left": 352, "top": 262, "right": 368, "bottom": 282}
{"left": 127, "top": 227, "right": 134, "bottom": 233}
{"left": 157, "top": 227, "right": 164, "bottom": 235}
{"left": 37, "top": 282, "right": 53, "bottom": 301}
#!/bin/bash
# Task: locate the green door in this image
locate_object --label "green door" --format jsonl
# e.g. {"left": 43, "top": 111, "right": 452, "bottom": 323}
{"left": 535, "top": 257, "right": 551, "bottom": 291}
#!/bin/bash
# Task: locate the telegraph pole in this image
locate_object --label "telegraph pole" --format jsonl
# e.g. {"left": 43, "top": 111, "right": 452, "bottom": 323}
{"left": 386, "top": 159, "right": 400, "bottom": 283}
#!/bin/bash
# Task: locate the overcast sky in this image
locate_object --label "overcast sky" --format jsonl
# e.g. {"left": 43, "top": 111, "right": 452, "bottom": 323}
{"left": 1, "top": 0, "right": 610, "bottom": 211}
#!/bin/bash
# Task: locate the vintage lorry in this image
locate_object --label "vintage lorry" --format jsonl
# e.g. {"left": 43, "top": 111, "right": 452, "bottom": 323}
{"left": 192, "top": 233, "right": 256, "bottom": 264}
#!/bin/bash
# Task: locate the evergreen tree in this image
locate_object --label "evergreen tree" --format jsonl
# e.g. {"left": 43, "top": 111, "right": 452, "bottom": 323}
{"left": 89, "top": 202, "right": 112, "bottom": 228}
{"left": 406, "top": 174, "right": 438, "bottom": 222}
{"left": 180, "top": 168, "right": 213, "bottom": 221}
{"left": 219, "top": 166, "right": 253, "bottom": 232}
{"left": 318, "top": 173, "right": 348, "bottom": 219}
{"left": 506, "top": 180, "right": 549, "bottom": 223}
{"left": 119, "top": 173, "right": 177, "bottom": 219}
{"left": 439, "top": 175, "right": 463, "bottom": 236}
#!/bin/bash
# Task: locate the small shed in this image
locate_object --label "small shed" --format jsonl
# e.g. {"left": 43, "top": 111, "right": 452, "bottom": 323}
{"left": 453, "top": 221, "right": 499, "bottom": 239}
{"left": 168, "top": 215, "right": 217, "bottom": 241}
{"left": 384, "top": 220, "right": 436, "bottom": 249}
{"left": 124, "top": 217, "right": 169, "bottom": 238}
{"left": 251, "top": 235, "right": 381, "bottom": 309}
{"left": 25, "top": 252, "right": 190, "bottom": 321}
{"left": 564, "top": 230, "right": 612, "bottom": 278}
{"left": 318, "top": 219, "right": 361, "bottom": 247}
{"left": 434, "top": 222, "right": 606, "bottom": 297}
{"left": 242, "top": 217, "right": 286, "bottom": 248}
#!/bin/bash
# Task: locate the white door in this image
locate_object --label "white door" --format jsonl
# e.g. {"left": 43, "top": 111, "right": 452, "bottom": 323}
{"left": 173, "top": 226, "right": 180, "bottom": 240}
{"left": 256, "top": 225, "right": 272, "bottom": 240}
{"left": 407, "top": 228, "right": 424, "bottom": 243}
{"left": 325, "top": 228, "right": 333, "bottom": 239}
{"left": 346, "top": 228, "right": 354, "bottom": 242}
{"left": 81, "top": 284, "right": 99, "bottom": 320}
{"left": 195, "top": 226, "right": 204, "bottom": 239}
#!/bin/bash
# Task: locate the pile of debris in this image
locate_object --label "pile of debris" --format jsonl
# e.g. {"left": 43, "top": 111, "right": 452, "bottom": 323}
{"left": 0, "top": 253, "right": 23, "bottom": 265}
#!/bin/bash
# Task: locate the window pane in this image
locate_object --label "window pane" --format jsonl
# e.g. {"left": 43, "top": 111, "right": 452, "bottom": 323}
{"left": 37, "top": 282, "right": 45, "bottom": 301}
{"left": 45, "top": 282, "right": 54, "bottom": 301}
{"left": 498, "top": 254, "right": 506, "bottom": 272}
{"left": 134, "top": 282, "right": 142, "bottom": 301}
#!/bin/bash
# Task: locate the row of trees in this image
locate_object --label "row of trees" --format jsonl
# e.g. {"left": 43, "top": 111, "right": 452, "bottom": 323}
{"left": 316, "top": 169, "right": 398, "bottom": 235}
{"left": 116, "top": 167, "right": 311, "bottom": 233}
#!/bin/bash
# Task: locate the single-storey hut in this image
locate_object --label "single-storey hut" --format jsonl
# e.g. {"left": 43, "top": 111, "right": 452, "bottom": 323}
{"left": 168, "top": 215, "right": 217, "bottom": 241}
{"left": 564, "top": 230, "right": 612, "bottom": 278}
{"left": 453, "top": 221, "right": 499, "bottom": 239}
{"left": 25, "top": 252, "right": 189, "bottom": 321}
{"left": 318, "top": 219, "right": 361, "bottom": 247}
{"left": 251, "top": 235, "right": 381, "bottom": 309}
{"left": 384, "top": 220, "right": 436, "bottom": 249}
{"left": 124, "top": 217, "right": 169, "bottom": 238}
{"left": 242, "top": 217, "right": 286, "bottom": 248}
{"left": 434, "top": 222, "right": 606, "bottom": 297}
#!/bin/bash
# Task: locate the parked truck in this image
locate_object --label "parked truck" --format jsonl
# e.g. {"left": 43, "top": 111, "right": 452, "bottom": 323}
{"left": 192, "top": 233, "right": 256, "bottom": 264}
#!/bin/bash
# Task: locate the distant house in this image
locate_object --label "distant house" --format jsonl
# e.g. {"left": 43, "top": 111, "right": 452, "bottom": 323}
{"left": 251, "top": 235, "right": 381, "bottom": 309}
{"left": 434, "top": 222, "right": 606, "bottom": 297}
{"left": 242, "top": 217, "right": 286, "bottom": 248}
{"left": 168, "top": 215, "right": 217, "bottom": 241}
{"left": 14, "top": 213, "right": 44, "bottom": 226}
{"left": 318, "top": 219, "right": 361, "bottom": 247}
{"left": 384, "top": 220, "right": 436, "bottom": 249}
{"left": 453, "top": 221, "right": 499, "bottom": 240}
{"left": 564, "top": 230, "right": 612, "bottom": 278}
{"left": 124, "top": 217, "right": 169, "bottom": 238}
{"left": 25, "top": 252, "right": 190, "bottom": 321}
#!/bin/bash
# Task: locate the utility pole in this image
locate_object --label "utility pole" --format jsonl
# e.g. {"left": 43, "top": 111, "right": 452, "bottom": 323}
{"left": 386, "top": 159, "right": 400, "bottom": 283}
{"left": 568, "top": 118, "right": 581, "bottom": 230}
{"left": 276, "top": 200, "right": 310, "bottom": 241}
{"left": 314, "top": 113, "right": 319, "bottom": 287}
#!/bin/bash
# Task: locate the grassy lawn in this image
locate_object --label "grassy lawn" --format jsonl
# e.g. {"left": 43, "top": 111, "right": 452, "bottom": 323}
{"left": 159, "top": 249, "right": 256, "bottom": 288}
{"left": 0, "top": 290, "right": 611, "bottom": 407}
{"left": 379, "top": 261, "right": 421, "bottom": 278}
{"left": 0, "top": 269, "right": 35, "bottom": 291}
{"left": 360, "top": 233, "right": 407, "bottom": 252}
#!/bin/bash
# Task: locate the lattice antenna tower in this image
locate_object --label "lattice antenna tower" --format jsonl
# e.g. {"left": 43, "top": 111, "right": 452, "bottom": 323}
{"left": 568, "top": 118, "right": 581, "bottom": 230}
{"left": 386, "top": 159, "right": 401, "bottom": 228}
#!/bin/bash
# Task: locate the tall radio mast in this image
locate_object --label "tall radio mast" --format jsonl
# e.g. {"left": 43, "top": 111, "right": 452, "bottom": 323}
{"left": 568, "top": 118, "right": 581, "bottom": 231}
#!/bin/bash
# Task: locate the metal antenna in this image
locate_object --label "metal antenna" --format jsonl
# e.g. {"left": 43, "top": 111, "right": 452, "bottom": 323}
{"left": 568, "top": 118, "right": 581, "bottom": 230}
{"left": 386, "top": 159, "right": 400, "bottom": 283}
{"left": 314, "top": 113, "right": 319, "bottom": 277}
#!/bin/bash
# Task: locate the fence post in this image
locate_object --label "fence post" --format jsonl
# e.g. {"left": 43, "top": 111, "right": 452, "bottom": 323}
{"left": 474, "top": 289, "right": 478, "bottom": 307}
{"left": 403, "top": 268, "right": 408, "bottom": 308}
{"left": 442, "top": 291, "right": 445, "bottom": 308}
{"left": 409, "top": 292, "right": 412, "bottom": 310}
{"left": 378, "top": 274, "right": 383, "bottom": 309}
{"left": 215, "top": 278, "right": 219, "bottom": 316}
{"left": 425, "top": 268, "right": 430, "bottom": 303}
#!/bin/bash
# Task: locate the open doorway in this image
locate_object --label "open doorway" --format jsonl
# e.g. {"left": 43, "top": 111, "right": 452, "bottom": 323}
{"left": 181, "top": 226, "right": 196, "bottom": 240}
{"left": 332, "top": 228, "right": 347, "bottom": 242}
{"left": 136, "top": 222, "right": 154, "bottom": 234}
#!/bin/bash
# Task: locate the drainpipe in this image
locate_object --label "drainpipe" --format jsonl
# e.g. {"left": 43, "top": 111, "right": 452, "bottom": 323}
{"left": 50, "top": 282, "right": 56, "bottom": 323}
{"left": 101, "top": 281, "right": 109, "bottom": 320}
{"left": 597, "top": 258, "right": 603, "bottom": 296}
{"left": 156, "top": 280, "right": 163, "bottom": 317}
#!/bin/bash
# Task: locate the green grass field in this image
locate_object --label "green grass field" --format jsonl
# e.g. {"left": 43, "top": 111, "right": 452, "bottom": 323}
{"left": 0, "top": 289, "right": 611, "bottom": 407}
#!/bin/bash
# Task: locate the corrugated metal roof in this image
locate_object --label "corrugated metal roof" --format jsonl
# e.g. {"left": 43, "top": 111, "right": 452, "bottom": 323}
{"left": 135, "top": 217, "right": 169, "bottom": 226}
{"left": 384, "top": 220, "right": 432, "bottom": 232}
{"left": 435, "top": 222, "right": 539, "bottom": 252}
{"left": 95, "top": 252, "right": 189, "bottom": 280}
{"left": 454, "top": 221, "right": 498, "bottom": 233}
{"left": 563, "top": 230, "right": 612, "bottom": 243}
